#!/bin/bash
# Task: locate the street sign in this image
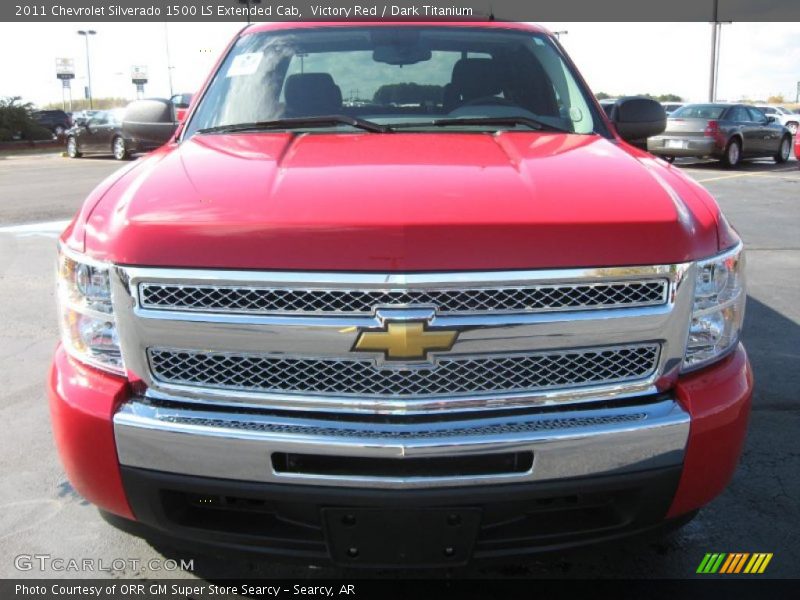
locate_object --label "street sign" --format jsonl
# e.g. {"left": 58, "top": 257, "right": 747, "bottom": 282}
{"left": 56, "top": 57, "right": 75, "bottom": 80}
{"left": 131, "top": 65, "right": 148, "bottom": 84}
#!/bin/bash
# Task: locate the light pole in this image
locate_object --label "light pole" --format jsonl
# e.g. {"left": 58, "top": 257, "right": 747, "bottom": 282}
{"left": 164, "top": 23, "right": 174, "bottom": 98}
{"left": 553, "top": 30, "right": 568, "bottom": 41}
{"left": 77, "top": 29, "right": 97, "bottom": 109}
{"left": 708, "top": 1, "right": 731, "bottom": 102}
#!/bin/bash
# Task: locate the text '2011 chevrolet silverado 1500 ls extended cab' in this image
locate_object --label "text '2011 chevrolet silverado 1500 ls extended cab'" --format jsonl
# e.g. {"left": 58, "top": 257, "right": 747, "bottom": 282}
{"left": 50, "top": 21, "right": 752, "bottom": 568}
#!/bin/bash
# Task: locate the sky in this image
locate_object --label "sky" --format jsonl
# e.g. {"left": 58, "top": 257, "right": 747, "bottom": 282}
{"left": 0, "top": 21, "right": 797, "bottom": 108}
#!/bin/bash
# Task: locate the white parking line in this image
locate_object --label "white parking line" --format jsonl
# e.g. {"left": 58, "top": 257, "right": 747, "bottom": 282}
{"left": 0, "top": 220, "right": 70, "bottom": 238}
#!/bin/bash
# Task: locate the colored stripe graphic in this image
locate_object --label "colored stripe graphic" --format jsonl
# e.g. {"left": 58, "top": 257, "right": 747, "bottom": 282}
{"left": 699, "top": 552, "right": 773, "bottom": 574}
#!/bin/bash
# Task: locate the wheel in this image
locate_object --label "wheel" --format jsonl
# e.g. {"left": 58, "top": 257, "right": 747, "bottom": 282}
{"left": 775, "top": 135, "right": 792, "bottom": 164}
{"left": 721, "top": 138, "right": 741, "bottom": 168}
{"left": 66, "top": 136, "right": 81, "bottom": 158}
{"left": 112, "top": 136, "right": 129, "bottom": 161}
{"left": 786, "top": 122, "right": 798, "bottom": 136}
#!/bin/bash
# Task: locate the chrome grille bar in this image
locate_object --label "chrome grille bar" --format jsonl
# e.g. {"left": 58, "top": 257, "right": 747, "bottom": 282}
{"left": 139, "top": 279, "right": 668, "bottom": 315}
{"left": 147, "top": 344, "right": 660, "bottom": 399}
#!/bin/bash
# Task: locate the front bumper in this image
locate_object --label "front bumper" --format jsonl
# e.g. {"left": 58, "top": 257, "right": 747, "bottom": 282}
{"left": 48, "top": 343, "right": 752, "bottom": 562}
{"left": 113, "top": 396, "right": 689, "bottom": 490}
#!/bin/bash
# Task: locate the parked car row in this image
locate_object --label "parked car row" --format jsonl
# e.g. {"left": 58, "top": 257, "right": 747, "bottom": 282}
{"left": 647, "top": 103, "right": 793, "bottom": 167}
{"left": 64, "top": 94, "right": 192, "bottom": 160}
{"left": 598, "top": 98, "right": 795, "bottom": 168}
{"left": 31, "top": 108, "right": 105, "bottom": 136}
{"left": 61, "top": 92, "right": 794, "bottom": 169}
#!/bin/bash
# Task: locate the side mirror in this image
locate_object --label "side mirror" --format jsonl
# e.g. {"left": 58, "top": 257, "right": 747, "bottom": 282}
{"left": 611, "top": 97, "right": 667, "bottom": 143}
{"left": 122, "top": 98, "right": 179, "bottom": 147}
{"left": 766, "top": 115, "right": 776, "bottom": 123}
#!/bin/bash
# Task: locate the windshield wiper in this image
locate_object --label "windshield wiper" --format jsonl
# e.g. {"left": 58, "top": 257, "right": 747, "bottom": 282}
{"left": 197, "top": 115, "right": 392, "bottom": 135}
{"left": 394, "top": 116, "right": 572, "bottom": 133}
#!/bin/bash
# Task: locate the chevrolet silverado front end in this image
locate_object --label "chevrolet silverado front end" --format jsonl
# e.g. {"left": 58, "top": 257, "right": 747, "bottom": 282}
{"left": 49, "top": 22, "right": 752, "bottom": 567}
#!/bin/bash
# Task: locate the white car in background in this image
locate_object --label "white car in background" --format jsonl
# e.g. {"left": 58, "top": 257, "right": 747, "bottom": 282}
{"left": 756, "top": 106, "right": 799, "bottom": 135}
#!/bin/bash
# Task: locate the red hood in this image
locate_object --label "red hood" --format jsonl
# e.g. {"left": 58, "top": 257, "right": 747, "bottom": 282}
{"left": 78, "top": 131, "right": 721, "bottom": 270}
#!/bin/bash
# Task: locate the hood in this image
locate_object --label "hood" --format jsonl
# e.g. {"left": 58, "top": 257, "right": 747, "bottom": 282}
{"left": 80, "top": 131, "right": 720, "bottom": 270}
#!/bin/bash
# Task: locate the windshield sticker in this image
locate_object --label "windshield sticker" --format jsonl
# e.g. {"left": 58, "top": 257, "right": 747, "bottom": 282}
{"left": 226, "top": 52, "right": 262, "bottom": 77}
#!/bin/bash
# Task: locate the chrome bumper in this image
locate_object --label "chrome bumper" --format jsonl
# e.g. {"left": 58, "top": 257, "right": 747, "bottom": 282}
{"left": 114, "top": 397, "right": 689, "bottom": 489}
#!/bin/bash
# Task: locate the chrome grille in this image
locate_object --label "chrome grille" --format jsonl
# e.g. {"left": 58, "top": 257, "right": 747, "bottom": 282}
{"left": 138, "top": 280, "right": 668, "bottom": 315}
{"left": 148, "top": 344, "right": 660, "bottom": 399}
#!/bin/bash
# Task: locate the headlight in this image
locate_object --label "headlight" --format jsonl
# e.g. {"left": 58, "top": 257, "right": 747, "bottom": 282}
{"left": 682, "top": 243, "right": 746, "bottom": 372}
{"left": 57, "top": 247, "right": 124, "bottom": 374}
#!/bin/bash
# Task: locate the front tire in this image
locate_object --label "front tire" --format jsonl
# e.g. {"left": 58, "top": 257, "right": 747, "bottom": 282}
{"left": 721, "top": 138, "right": 741, "bottom": 168}
{"left": 775, "top": 135, "right": 792, "bottom": 163}
{"left": 112, "top": 136, "right": 129, "bottom": 161}
{"left": 66, "top": 136, "right": 81, "bottom": 158}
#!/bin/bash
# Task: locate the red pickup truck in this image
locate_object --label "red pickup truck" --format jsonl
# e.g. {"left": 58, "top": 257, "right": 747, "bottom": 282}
{"left": 51, "top": 21, "right": 752, "bottom": 567}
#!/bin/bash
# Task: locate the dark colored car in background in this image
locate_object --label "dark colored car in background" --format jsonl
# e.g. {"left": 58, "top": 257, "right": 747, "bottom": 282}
{"left": 66, "top": 109, "right": 135, "bottom": 160}
{"left": 33, "top": 109, "right": 72, "bottom": 136}
{"left": 647, "top": 103, "right": 792, "bottom": 167}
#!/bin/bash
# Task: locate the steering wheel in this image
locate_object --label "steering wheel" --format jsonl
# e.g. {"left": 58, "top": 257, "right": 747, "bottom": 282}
{"left": 459, "top": 96, "right": 517, "bottom": 107}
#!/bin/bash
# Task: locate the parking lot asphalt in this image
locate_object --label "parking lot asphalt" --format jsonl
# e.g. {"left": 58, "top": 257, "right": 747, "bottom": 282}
{"left": 0, "top": 152, "right": 798, "bottom": 580}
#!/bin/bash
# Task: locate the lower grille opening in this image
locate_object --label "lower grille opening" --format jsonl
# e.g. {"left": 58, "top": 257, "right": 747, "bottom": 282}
{"left": 478, "top": 490, "right": 633, "bottom": 543}
{"left": 122, "top": 466, "right": 681, "bottom": 558}
{"left": 271, "top": 452, "right": 534, "bottom": 478}
{"left": 162, "top": 491, "right": 322, "bottom": 543}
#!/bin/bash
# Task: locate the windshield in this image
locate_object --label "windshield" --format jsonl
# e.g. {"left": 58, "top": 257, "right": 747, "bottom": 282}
{"left": 671, "top": 104, "right": 726, "bottom": 119}
{"left": 185, "top": 26, "right": 598, "bottom": 136}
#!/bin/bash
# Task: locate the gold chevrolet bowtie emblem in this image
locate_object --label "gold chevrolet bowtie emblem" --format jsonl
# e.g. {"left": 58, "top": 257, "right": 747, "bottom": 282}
{"left": 353, "top": 321, "right": 458, "bottom": 360}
